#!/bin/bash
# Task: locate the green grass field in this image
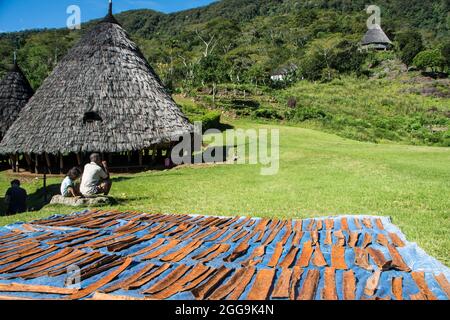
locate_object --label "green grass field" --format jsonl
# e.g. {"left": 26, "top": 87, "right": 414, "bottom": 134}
{"left": 0, "top": 118, "right": 449, "bottom": 265}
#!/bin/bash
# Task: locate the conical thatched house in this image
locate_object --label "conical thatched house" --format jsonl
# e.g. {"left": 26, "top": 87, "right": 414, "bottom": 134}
{"left": 361, "top": 24, "right": 392, "bottom": 50}
{"left": 0, "top": 2, "right": 193, "bottom": 172}
{"left": 0, "top": 60, "right": 33, "bottom": 142}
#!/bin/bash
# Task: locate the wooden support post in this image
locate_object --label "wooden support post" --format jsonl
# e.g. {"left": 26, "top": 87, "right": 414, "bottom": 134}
{"left": 24, "top": 153, "right": 33, "bottom": 172}
{"left": 15, "top": 154, "right": 19, "bottom": 173}
{"left": 35, "top": 154, "right": 39, "bottom": 174}
{"left": 59, "top": 153, "right": 64, "bottom": 174}
{"left": 139, "top": 150, "right": 143, "bottom": 166}
{"left": 44, "top": 153, "right": 52, "bottom": 174}
{"left": 76, "top": 153, "right": 82, "bottom": 166}
{"left": 9, "top": 155, "right": 16, "bottom": 172}
{"left": 151, "top": 147, "right": 157, "bottom": 163}
{"left": 127, "top": 151, "right": 131, "bottom": 164}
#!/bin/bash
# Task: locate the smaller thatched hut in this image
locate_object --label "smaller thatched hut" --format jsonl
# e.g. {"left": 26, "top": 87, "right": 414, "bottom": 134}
{"left": 0, "top": 57, "right": 34, "bottom": 169}
{"left": 361, "top": 24, "right": 392, "bottom": 51}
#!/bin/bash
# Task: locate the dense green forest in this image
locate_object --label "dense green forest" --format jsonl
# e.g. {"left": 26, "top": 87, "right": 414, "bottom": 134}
{"left": 0, "top": 0, "right": 449, "bottom": 146}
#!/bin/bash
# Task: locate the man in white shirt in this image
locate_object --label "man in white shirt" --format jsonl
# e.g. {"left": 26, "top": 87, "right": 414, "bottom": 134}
{"left": 80, "top": 153, "right": 112, "bottom": 197}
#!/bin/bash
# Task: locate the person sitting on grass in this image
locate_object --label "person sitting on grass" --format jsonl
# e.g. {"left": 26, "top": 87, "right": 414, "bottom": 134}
{"left": 61, "top": 167, "right": 82, "bottom": 198}
{"left": 4, "top": 179, "right": 27, "bottom": 215}
{"left": 80, "top": 153, "right": 112, "bottom": 197}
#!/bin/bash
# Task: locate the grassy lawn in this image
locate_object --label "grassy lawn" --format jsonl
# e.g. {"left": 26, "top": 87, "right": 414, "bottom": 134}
{"left": 0, "top": 118, "right": 449, "bottom": 265}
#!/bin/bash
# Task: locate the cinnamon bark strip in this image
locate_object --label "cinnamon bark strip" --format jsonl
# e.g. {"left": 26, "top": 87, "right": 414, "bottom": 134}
{"left": 68, "top": 257, "right": 132, "bottom": 300}
{"left": 263, "top": 221, "right": 285, "bottom": 246}
{"left": 227, "top": 267, "right": 256, "bottom": 300}
{"left": 375, "top": 218, "right": 384, "bottom": 230}
{"left": 103, "top": 264, "right": 156, "bottom": 293}
{"left": 361, "top": 233, "right": 372, "bottom": 248}
{"left": 362, "top": 218, "right": 373, "bottom": 229}
{"left": 141, "top": 240, "right": 180, "bottom": 260}
{"left": 160, "top": 240, "right": 204, "bottom": 262}
{"left": 315, "top": 220, "right": 323, "bottom": 231}
{"left": 343, "top": 270, "right": 356, "bottom": 300}
{"left": 306, "top": 220, "right": 315, "bottom": 231}
{"left": 387, "top": 245, "right": 411, "bottom": 272}
{"left": 127, "top": 238, "right": 165, "bottom": 258}
{"left": 279, "top": 222, "right": 293, "bottom": 246}
{"left": 246, "top": 268, "right": 276, "bottom": 300}
{"left": 0, "top": 283, "right": 77, "bottom": 295}
{"left": 127, "top": 263, "right": 172, "bottom": 290}
{"left": 388, "top": 233, "right": 405, "bottom": 247}
{"left": 191, "top": 266, "right": 232, "bottom": 300}
{"left": 334, "top": 230, "right": 346, "bottom": 247}
{"left": 297, "top": 269, "right": 320, "bottom": 300}
{"left": 204, "top": 228, "right": 228, "bottom": 242}
{"left": 0, "top": 246, "right": 44, "bottom": 266}
{"left": 192, "top": 244, "right": 221, "bottom": 260}
{"left": 224, "top": 241, "right": 249, "bottom": 262}
{"left": 312, "top": 244, "right": 328, "bottom": 267}
{"left": 324, "top": 231, "right": 332, "bottom": 245}
{"left": 208, "top": 268, "right": 247, "bottom": 300}
{"left": 411, "top": 271, "right": 437, "bottom": 300}
{"left": 289, "top": 266, "right": 303, "bottom": 300}
{"left": 348, "top": 232, "right": 359, "bottom": 247}
{"left": 354, "top": 247, "right": 373, "bottom": 271}
{"left": 366, "top": 247, "right": 391, "bottom": 270}
{"left": 80, "top": 256, "right": 123, "bottom": 281}
{"left": 182, "top": 267, "right": 217, "bottom": 291}
{"left": 143, "top": 264, "right": 192, "bottom": 294}
{"left": 321, "top": 267, "right": 338, "bottom": 300}
{"left": 267, "top": 243, "right": 284, "bottom": 268}
{"left": 310, "top": 231, "right": 319, "bottom": 246}
{"left": 325, "top": 219, "right": 334, "bottom": 230}
{"left": 376, "top": 233, "right": 389, "bottom": 247}
{"left": 434, "top": 274, "right": 450, "bottom": 299}
{"left": 331, "top": 245, "right": 348, "bottom": 270}
{"left": 231, "top": 230, "right": 248, "bottom": 243}
{"left": 279, "top": 247, "right": 299, "bottom": 268}
{"left": 48, "top": 252, "right": 105, "bottom": 277}
{"left": 392, "top": 277, "right": 403, "bottom": 300}
{"left": 0, "top": 246, "right": 59, "bottom": 273}
{"left": 296, "top": 241, "right": 314, "bottom": 268}
{"left": 353, "top": 218, "right": 362, "bottom": 230}
{"left": 364, "top": 270, "right": 381, "bottom": 297}
{"left": 340, "top": 218, "right": 349, "bottom": 231}
{"left": 199, "top": 244, "right": 230, "bottom": 263}
{"left": 271, "top": 268, "right": 293, "bottom": 299}
{"left": 291, "top": 230, "right": 304, "bottom": 247}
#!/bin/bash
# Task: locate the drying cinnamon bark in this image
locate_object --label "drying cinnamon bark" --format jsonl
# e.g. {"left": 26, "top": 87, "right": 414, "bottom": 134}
{"left": 353, "top": 218, "right": 362, "bottom": 230}
{"left": 226, "top": 267, "right": 256, "bottom": 300}
{"left": 296, "top": 241, "right": 314, "bottom": 268}
{"left": 325, "top": 219, "right": 334, "bottom": 230}
{"left": 434, "top": 274, "right": 450, "bottom": 299}
{"left": 324, "top": 231, "right": 333, "bottom": 245}
{"left": 191, "top": 266, "right": 232, "bottom": 300}
{"left": 322, "top": 267, "right": 338, "bottom": 300}
{"left": 80, "top": 256, "right": 124, "bottom": 281}
{"left": 312, "top": 244, "right": 328, "bottom": 267}
{"left": 364, "top": 270, "right": 381, "bottom": 297}
{"left": 279, "top": 247, "right": 299, "bottom": 268}
{"left": 343, "top": 270, "right": 356, "bottom": 300}
{"left": 247, "top": 268, "right": 276, "bottom": 300}
{"left": 271, "top": 268, "right": 293, "bottom": 299}
{"left": 69, "top": 257, "right": 132, "bottom": 300}
{"left": 279, "top": 222, "right": 292, "bottom": 246}
{"left": 361, "top": 233, "right": 372, "bottom": 248}
{"left": 387, "top": 245, "right": 410, "bottom": 272}
{"left": 141, "top": 240, "right": 180, "bottom": 260}
{"left": 0, "top": 245, "right": 59, "bottom": 274}
{"left": 263, "top": 221, "right": 285, "bottom": 246}
{"left": 160, "top": 240, "right": 204, "bottom": 263}
{"left": 334, "top": 230, "right": 346, "bottom": 246}
{"left": 224, "top": 241, "right": 249, "bottom": 262}
{"left": 291, "top": 230, "right": 304, "bottom": 247}
{"left": 366, "top": 247, "right": 392, "bottom": 270}
{"left": 103, "top": 263, "right": 156, "bottom": 293}
{"left": 306, "top": 220, "right": 315, "bottom": 231}
{"left": 48, "top": 252, "right": 105, "bottom": 277}
{"left": 362, "top": 218, "right": 373, "bottom": 229}
{"left": 267, "top": 243, "right": 284, "bottom": 268}
{"left": 348, "top": 232, "right": 359, "bottom": 247}
{"left": 375, "top": 218, "right": 384, "bottom": 230}
{"left": 198, "top": 244, "right": 230, "bottom": 262}
{"left": 376, "top": 234, "right": 389, "bottom": 247}
{"left": 127, "top": 238, "right": 165, "bottom": 258}
{"left": 354, "top": 247, "right": 373, "bottom": 271}
{"left": 207, "top": 268, "right": 247, "bottom": 300}
{"left": 410, "top": 271, "right": 437, "bottom": 300}
{"left": 297, "top": 269, "right": 320, "bottom": 300}
{"left": 0, "top": 283, "right": 77, "bottom": 295}
{"left": 143, "top": 264, "right": 192, "bottom": 295}
{"left": 127, "top": 263, "right": 172, "bottom": 290}
{"left": 392, "top": 277, "right": 403, "bottom": 300}
{"left": 289, "top": 266, "right": 303, "bottom": 300}
{"left": 340, "top": 218, "right": 349, "bottom": 231}
{"left": 310, "top": 231, "right": 319, "bottom": 246}
{"left": 331, "top": 245, "right": 348, "bottom": 270}
{"left": 388, "top": 232, "right": 405, "bottom": 247}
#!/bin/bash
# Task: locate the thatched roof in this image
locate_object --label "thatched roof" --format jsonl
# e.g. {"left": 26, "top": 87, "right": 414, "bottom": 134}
{"left": 0, "top": 4, "right": 193, "bottom": 155}
{"left": 0, "top": 62, "right": 33, "bottom": 141}
{"left": 361, "top": 24, "right": 392, "bottom": 46}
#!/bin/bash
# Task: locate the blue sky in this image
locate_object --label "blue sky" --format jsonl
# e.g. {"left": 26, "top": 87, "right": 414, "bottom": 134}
{"left": 0, "top": 0, "right": 217, "bottom": 32}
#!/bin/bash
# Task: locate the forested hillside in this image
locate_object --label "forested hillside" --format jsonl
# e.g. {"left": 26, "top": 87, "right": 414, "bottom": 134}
{"left": 0, "top": 0, "right": 449, "bottom": 146}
